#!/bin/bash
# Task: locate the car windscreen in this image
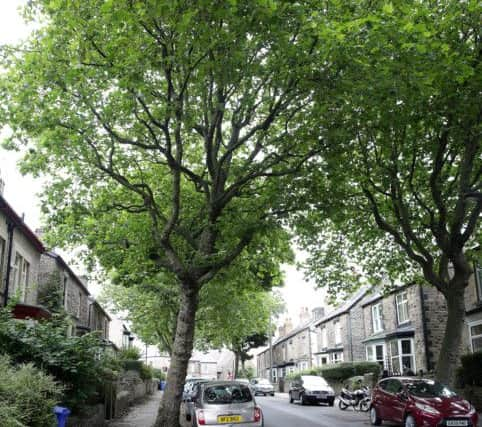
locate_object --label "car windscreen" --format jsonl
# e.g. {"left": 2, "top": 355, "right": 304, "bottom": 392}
{"left": 406, "top": 381, "right": 457, "bottom": 398}
{"left": 302, "top": 376, "right": 329, "bottom": 388}
{"left": 258, "top": 379, "right": 271, "bottom": 385}
{"left": 203, "top": 384, "right": 253, "bottom": 404}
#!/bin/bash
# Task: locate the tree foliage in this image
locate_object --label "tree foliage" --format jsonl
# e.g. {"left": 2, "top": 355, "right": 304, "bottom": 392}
{"left": 0, "top": 2, "right": 326, "bottom": 424}
{"left": 294, "top": 0, "right": 481, "bottom": 384}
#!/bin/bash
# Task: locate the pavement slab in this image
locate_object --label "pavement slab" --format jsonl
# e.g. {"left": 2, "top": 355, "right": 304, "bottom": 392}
{"left": 107, "top": 391, "right": 162, "bottom": 427}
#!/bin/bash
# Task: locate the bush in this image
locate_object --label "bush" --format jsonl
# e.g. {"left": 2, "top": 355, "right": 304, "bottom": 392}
{"left": 151, "top": 368, "right": 166, "bottom": 381}
{"left": 285, "top": 362, "right": 380, "bottom": 384}
{"left": 457, "top": 352, "right": 482, "bottom": 387}
{"left": 122, "top": 359, "right": 144, "bottom": 372}
{"left": 321, "top": 362, "right": 380, "bottom": 382}
{"left": 0, "top": 354, "right": 63, "bottom": 427}
{"left": 118, "top": 346, "right": 142, "bottom": 360}
{"left": 0, "top": 308, "right": 112, "bottom": 413}
{"left": 139, "top": 363, "right": 153, "bottom": 380}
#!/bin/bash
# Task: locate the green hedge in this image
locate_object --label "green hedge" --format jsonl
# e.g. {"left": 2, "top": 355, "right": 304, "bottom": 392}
{"left": 285, "top": 362, "right": 380, "bottom": 383}
{"left": 321, "top": 362, "right": 380, "bottom": 382}
{"left": 457, "top": 352, "right": 482, "bottom": 387}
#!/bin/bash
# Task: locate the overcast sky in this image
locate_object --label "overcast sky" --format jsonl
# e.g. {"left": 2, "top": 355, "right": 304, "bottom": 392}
{"left": 0, "top": 1, "right": 327, "bottom": 324}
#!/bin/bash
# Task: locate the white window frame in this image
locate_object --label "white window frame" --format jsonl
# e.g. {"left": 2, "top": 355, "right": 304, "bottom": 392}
{"left": 331, "top": 351, "right": 343, "bottom": 364}
{"left": 0, "top": 237, "right": 6, "bottom": 286}
{"left": 468, "top": 320, "right": 482, "bottom": 353}
{"left": 396, "top": 291, "right": 410, "bottom": 325}
{"left": 320, "top": 327, "right": 327, "bottom": 349}
{"left": 372, "top": 303, "right": 383, "bottom": 333}
{"left": 475, "top": 264, "right": 482, "bottom": 302}
{"left": 334, "top": 321, "right": 342, "bottom": 345}
{"left": 366, "top": 342, "right": 386, "bottom": 367}
{"left": 77, "top": 291, "right": 82, "bottom": 318}
{"left": 272, "top": 368, "right": 277, "bottom": 383}
{"left": 390, "top": 338, "right": 415, "bottom": 374}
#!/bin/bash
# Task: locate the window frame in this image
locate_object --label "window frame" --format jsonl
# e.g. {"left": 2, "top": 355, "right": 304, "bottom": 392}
{"left": 0, "top": 236, "right": 6, "bottom": 289}
{"left": 330, "top": 351, "right": 343, "bottom": 364}
{"left": 475, "top": 263, "right": 482, "bottom": 302}
{"left": 396, "top": 291, "right": 410, "bottom": 325}
{"left": 334, "top": 321, "right": 342, "bottom": 345}
{"left": 372, "top": 303, "right": 383, "bottom": 333}
{"left": 366, "top": 342, "right": 386, "bottom": 367}
{"left": 468, "top": 320, "right": 482, "bottom": 353}
{"left": 390, "top": 338, "right": 415, "bottom": 375}
{"left": 320, "top": 327, "right": 327, "bottom": 349}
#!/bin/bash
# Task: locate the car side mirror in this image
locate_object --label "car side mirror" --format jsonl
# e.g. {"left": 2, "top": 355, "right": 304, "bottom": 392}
{"left": 397, "top": 391, "right": 407, "bottom": 401}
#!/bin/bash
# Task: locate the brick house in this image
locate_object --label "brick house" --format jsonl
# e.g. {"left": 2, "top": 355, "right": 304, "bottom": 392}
{"left": 38, "top": 251, "right": 91, "bottom": 335}
{"left": 312, "top": 287, "right": 369, "bottom": 367}
{"left": 0, "top": 194, "right": 49, "bottom": 320}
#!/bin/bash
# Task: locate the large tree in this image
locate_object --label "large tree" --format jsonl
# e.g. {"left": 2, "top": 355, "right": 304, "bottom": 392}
{"left": 0, "top": 1, "right": 323, "bottom": 424}
{"left": 295, "top": 0, "right": 481, "bottom": 385}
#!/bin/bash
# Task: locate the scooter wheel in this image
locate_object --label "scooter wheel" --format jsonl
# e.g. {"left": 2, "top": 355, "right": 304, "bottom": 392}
{"left": 338, "top": 399, "right": 348, "bottom": 410}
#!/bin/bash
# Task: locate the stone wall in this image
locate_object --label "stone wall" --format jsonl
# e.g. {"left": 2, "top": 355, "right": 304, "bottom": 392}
{"left": 67, "top": 404, "right": 105, "bottom": 427}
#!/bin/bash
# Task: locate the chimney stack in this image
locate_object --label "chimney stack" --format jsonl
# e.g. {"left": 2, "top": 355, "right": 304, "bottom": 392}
{"left": 312, "top": 307, "right": 325, "bottom": 321}
{"left": 299, "top": 307, "right": 311, "bottom": 325}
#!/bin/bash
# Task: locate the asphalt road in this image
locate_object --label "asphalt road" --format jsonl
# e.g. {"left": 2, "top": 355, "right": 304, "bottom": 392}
{"left": 258, "top": 394, "right": 374, "bottom": 427}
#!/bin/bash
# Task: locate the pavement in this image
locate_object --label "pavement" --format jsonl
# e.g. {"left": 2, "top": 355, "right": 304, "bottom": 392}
{"left": 107, "top": 391, "right": 162, "bottom": 427}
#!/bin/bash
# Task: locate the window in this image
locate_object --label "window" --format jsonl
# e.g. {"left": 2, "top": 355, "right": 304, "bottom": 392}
{"left": 334, "top": 321, "right": 342, "bottom": 345}
{"left": 331, "top": 351, "right": 343, "bottom": 364}
{"left": 11, "top": 253, "right": 29, "bottom": 302}
{"left": 63, "top": 276, "right": 68, "bottom": 308}
{"left": 320, "top": 327, "right": 327, "bottom": 349}
{"left": 272, "top": 368, "right": 277, "bottom": 383}
{"left": 390, "top": 338, "right": 415, "bottom": 375}
{"left": 77, "top": 292, "right": 82, "bottom": 318}
{"left": 469, "top": 321, "right": 482, "bottom": 353}
{"left": 0, "top": 237, "right": 5, "bottom": 287}
{"left": 396, "top": 291, "right": 410, "bottom": 324}
{"left": 298, "top": 361, "right": 308, "bottom": 371}
{"left": 475, "top": 264, "right": 482, "bottom": 301}
{"left": 366, "top": 343, "right": 385, "bottom": 367}
{"left": 384, "top": 379, "right": 403, "bottom": 394}
{"left": 372, "top": 303, "right": 383, "bottom": 333}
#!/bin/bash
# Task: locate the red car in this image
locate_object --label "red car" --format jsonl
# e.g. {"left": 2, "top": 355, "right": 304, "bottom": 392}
{"left": 370, "top": 377, "right": 478, "bottom": 427}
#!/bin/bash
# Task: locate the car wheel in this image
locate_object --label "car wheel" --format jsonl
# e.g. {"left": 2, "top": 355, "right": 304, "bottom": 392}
{"left": 370, "top": 406, "right": 382, "bottom": 426}
{"left": 405, "top": 415, "right": 417, "bottom": 427}
{"left": 270, "top": 392, "right": 275, "bottom": 396}
{"left": 328, "top": 398, "right": 334, "bottom": 407}
{"left": 289, "top": 392, "right": 294, "bottom": 404}
{"left": 300, "top": 393, "right": 307, "bottom": 405}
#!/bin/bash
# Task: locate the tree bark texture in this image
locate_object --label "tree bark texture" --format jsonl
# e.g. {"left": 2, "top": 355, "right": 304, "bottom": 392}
{"left": 435, "top": 286, "right": 466, "bottom": 386}
{"left": 155, "top": 287, "right": 198, "bottom": 427}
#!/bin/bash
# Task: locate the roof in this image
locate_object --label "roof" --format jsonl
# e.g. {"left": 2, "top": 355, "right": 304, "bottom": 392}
{"left": 360, "top": 283, "right": 415, "bottom": 307}
{"left": 88, "top": 297, "right": 112, "bottom": 321}
{"left": 0, "top": 194, "right": 45, "bottom": 252}
{"left": 272, "top": 318, "right": 314, "bottom": 347}
{"left": 44, "top": 251, "right": 90, "bottom": 296}
{"left": 313, "top": 286, "right": 371, "bottom": 327}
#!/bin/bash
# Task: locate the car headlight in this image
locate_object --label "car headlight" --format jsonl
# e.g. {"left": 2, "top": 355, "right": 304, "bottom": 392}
{"left": 415, "top": 402, "right": 440, "bottom": 416}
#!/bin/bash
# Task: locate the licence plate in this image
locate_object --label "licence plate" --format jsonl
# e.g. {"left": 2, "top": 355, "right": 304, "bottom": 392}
{"left": 446, "top": 421, "right": 468, "bottom": 426}
{"left": 217, "top": 415, "right": 242, "bottom": 423}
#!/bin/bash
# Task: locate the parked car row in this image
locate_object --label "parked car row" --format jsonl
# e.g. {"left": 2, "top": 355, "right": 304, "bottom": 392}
{"left": 184, "top": 380, "right": 264, "bottom": 427}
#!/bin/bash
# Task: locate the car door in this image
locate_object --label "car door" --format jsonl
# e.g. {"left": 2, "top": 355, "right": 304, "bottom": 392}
{"left": 292, "top": 380, "right": 301, "bottom": 400}
{"left": 383, "top": 379, "right": 406, "bottom": 423}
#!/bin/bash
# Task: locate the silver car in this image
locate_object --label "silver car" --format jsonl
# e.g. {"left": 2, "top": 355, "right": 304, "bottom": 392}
{"left": 186, "top": 380, "right": 264, "bottom": 427}
{"left": 250, "top": 378, "right": 275, "bottom": 396}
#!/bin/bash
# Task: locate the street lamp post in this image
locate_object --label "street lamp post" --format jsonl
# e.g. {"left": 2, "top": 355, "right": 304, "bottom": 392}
{"left": 269, "top": 316, "right": 274, "bottom": 383}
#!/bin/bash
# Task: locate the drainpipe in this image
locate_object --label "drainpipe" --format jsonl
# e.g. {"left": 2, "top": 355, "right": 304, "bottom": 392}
{"left": 3, "top": 221, "right": 15, "bottom": 307}
{"left": 348, "top": 313, "right": 354, "bottom": 362}
{"left": 419, "top": 284, "right": 430, "bottom": 373}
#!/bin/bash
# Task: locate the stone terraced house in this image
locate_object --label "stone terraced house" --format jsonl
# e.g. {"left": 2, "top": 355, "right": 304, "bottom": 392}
{"left": 0, "top": 193, "right": 49, "bottom": 320}
{"left": 256, "top": 268, "right": 482, "bottom": 378}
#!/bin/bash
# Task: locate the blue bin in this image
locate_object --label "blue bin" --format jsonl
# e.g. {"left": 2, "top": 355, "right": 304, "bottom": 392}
{"left": 53, "top": 406, "right": 71, "bottom": 427}
{"left": 159, "top": 380, "right": 166, "bottom": 390}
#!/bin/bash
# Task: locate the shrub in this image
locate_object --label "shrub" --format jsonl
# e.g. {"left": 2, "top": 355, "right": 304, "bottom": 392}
{"left": 321, "top": 362, "right": 380, "bottom": 382}
{"left": 151, "top": 368, "right": 166, "bottom": 381}
{"left": 139, "top": 363, "right": 153, "bottom": 380}
{"left": 118, "top": 346, "right": 142, "bottom": 360}
{"left": 457, "top": 352, "right": 482, "bottom": 387}
{"left": 285, "top": 362, "right": 380, "bottom": 383}
{"left": 0, "top": 308, "right": 111, "bottom": 413}
{"left": 122, "top": 359, "right": 144, "bottom": 372}
{"left": 0, "top": 354, "right": 63, "bottom": 427}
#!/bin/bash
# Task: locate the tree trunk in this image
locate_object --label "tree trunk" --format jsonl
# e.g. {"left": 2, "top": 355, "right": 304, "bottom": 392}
{"left": 234, "top": 351, "right": 240, "bottom": 379}
{"left": 155, "top": 286, "right": 199, "bottom": 427}
{"left": 435, "top": 285, "right": 466, "bottom": 386}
